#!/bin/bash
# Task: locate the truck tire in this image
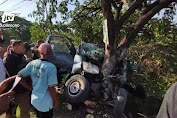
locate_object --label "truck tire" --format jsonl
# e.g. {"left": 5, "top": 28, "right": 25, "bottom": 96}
{"left": 65, "top": 74, "right": 90, "bottom": 104}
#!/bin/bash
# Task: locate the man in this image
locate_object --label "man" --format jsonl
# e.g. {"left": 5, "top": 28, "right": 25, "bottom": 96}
{"left": 18, "top": 43, "right": 59, "bottom": 118}
{"left": 35, "top": 40, "right": 44, "bottom": 48}
{"left": 0, "top": 47, "right": 6, "bottom": 83}
{"left": 24, "top": 42, "right": 33, "bottom": 63}
{"left": 31, "top": 40, "right": 44, "bottom": 60}
{"left": 3, "top": 40, "right": 31, "bottom": 118}
{"left": 4, "top": 40, "right": 26, "bottom": 76}
{"left": 157, "top": 82, "right": 177, "bottom": 118}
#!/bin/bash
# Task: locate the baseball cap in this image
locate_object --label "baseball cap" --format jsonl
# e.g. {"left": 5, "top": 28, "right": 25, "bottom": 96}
{"left": 38, "top": 43, "right": 52, "bottom": 55}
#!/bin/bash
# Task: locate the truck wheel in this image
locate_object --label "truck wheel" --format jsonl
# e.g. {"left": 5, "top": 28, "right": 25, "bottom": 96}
{"left": 65, "top": 74, "right": 90, "bottom": 104}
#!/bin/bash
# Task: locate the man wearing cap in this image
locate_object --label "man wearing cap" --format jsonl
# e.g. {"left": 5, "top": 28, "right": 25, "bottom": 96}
{"left": 18, "top": 43, "right": 59, "bottom": 118}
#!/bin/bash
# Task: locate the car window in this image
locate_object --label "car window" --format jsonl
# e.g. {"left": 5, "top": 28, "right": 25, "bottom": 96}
{"left": 81, "top": 43, "right": 104, "bottom": 58}
{"left": 50, "top": 37, "right": 70, "bottom": 53}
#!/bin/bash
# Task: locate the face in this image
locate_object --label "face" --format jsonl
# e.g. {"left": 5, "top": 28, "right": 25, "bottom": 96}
{"left": 14, "top": 43, "right": 26, "bottom": 54}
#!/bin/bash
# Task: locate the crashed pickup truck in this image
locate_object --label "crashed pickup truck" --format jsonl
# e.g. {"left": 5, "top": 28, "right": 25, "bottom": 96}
{"left": 45, "top": 35, "right": 146, "bottom": 118}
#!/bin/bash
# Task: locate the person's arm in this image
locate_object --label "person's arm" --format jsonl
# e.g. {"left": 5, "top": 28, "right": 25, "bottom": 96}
{"left": 18, "top": 62, "right": 33, "bottom": 91}
{"left": 0, "top": 91, "right": 14, "bottom": 98}
{"left": 0, "top": 76, "right": 16, "bottom": 94}
{"left": 48, "top": 65, "right": 59, "bottom": 110}
{"left": 49, "top": 87, "right": 59, "bottom": 110}
{"left": 18, "top": 76, "right": 32, "bottom": 91}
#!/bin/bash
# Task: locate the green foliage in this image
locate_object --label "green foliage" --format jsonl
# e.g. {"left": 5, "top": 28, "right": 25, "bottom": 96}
{"left": 30, "top": 22, "right": 49, "bottom": 42}
{"left": 135, "top": 18, "right": 177, "bottom": 44}
{"left": 30, "top": 0, "right": 103, "bottom": 46}
{"left": 127, "top": 42, "right": 177, "bottom": 116}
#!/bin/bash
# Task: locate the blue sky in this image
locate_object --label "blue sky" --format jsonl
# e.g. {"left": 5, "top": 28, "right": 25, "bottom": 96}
{"left": 0, "top": 0, "right": 176, "bottom": 23}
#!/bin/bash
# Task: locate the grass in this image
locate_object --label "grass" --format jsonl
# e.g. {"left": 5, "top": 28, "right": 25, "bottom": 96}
{"left": 16, "top": 106, "right": 37, "bottom": 118}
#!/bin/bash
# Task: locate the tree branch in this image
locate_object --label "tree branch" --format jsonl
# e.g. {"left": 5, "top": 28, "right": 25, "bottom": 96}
{"left": 113, "top": 0, "right": 144, "bottom": 50}
{"left": 114, "top": 2, "right": 123, "bottom": 49}
{"left": 72, "top": 0, "right": 95, "bottom": 21}
{"left": 75, "top": 7, "right": 102, "bottom": 19}
{"left": 119, "top": 0, "right": 174, "bottom": 50}
{"left": 112, "top": 0, "right": 119, "bottom": 9}
{"left": 119, "top": 0, "right": 144, "bottom": 26}
{"left": 114, "top": 2, "right": 123, "bottom": 20}
{"left": 142, "top": 1, "right": 159, "bottom": 15}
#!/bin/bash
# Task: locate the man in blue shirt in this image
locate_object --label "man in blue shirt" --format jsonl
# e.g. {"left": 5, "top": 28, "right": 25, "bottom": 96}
{"left": 18, "top": 43, "right": 59, "bottom": 118}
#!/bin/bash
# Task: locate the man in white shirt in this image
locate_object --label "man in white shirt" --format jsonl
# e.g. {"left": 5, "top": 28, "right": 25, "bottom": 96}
{"left": 157, "top": 82, "right": 177, "bottom": 118}
{"left": 0, "top": 47, "right": 5, "bottom": 83}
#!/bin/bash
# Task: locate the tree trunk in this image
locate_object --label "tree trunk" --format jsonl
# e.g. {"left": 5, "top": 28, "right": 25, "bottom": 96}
{"left": 101, "top": 0, "right": 175, "bottom": 77}
{"left": 101, "top": 0, "right": 116, "bottom": 77}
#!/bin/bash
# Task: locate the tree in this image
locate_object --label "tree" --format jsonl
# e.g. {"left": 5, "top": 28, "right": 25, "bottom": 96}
{"left": 101, "top": 0, "right": 177, "bottom": 77}
{"left": 31, "top": 0, "right": 177, "bottom": 76}
{"left": 30, "top": 22, "right": 49, "bottom": 42}
{"left": 30, "top": 0, "right": 104, "bottom": 46}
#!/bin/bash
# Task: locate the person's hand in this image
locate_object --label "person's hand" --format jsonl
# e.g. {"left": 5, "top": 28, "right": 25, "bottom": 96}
{"left": 26, "top": 57, "right": 33, "bottom": 62}
{"left": 0, "top": 91, "right": 15, "bottom": 115}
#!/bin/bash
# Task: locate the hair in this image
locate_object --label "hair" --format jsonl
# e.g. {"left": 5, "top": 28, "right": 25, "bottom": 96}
{"left": 36, "top": 40, "right": 44, "bottom": 48}
{"left": 0, "top": 37, "right": 5, "bottom": 44}
{"left": 12, "top": 40, "right": 23, "bottom": 48}
{"left": 24, "top": 42, "right": 31, "bottom": 52}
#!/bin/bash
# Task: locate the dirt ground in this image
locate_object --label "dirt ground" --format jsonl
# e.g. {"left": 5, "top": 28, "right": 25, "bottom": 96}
{"left": 0, "top": 103, "right": 114, "bottom": 118}
{"left": 0, "top": 94, "right": 114, "bottom": 118}
{"left": 54, "top": 103, "right": 114, "bottom": 118}
{"left": 0, "top": 95, "right": 159, "bottom": 118}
